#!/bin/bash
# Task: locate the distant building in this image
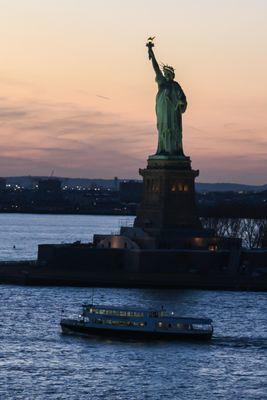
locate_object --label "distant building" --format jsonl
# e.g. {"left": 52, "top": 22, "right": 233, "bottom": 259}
{"left": 0, "top": 178, "right": 6, "bottom": 191}
{"left": 37, "top": 179, "right": 61, "bottom": 194}
{"left": 120, "top": 180, "right": 143, "bottom": 203}
{"left": 113, "top": 177, "right": 119, "bottom": 191}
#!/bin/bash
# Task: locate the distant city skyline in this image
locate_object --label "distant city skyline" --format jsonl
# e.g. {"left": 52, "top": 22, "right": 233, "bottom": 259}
{"left": 0, "top": 0, "right": 266, "bottom": 183}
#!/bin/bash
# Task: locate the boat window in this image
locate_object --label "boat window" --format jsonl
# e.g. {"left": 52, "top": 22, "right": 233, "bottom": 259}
{"left": 119, "top": 311, "right": 127, "bottom": 316}
{"left": 158, "top": 311, "right": 168, "bottom": 317}
{"left": 132, "top": 312, "right": 144, "bottom": 317}
{"left": 149, "top": 311, "right": 158, "bottom": 317}
{"left": 104, "top": 319, "right": 112, "bottom": 325}
{"left": 177, "top": 323, "right": 191, "bottom": 330}
{"left": 192, "top": 324, "right": 212, "bottom": 331}
{"left": 93, "top": 319, "right": 147, "bottom": 328}
{"left": 131, "top": 321, "right": 146, "bottom": 327}
{"left": 94, "top": 318, "right": 103, "bottom": 324}
{"left": 111, "top": 320, "right": 128, "bottom": 327}
{"left": 157, "top": 322, "right": 173, "bottom": 329}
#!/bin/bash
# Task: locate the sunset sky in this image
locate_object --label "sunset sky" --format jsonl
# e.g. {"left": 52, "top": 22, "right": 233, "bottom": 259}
{"left": 0, "top": 0, "right": 266, "bottom": 183}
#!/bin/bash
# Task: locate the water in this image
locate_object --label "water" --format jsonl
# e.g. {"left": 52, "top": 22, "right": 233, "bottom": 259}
{"left": 0, "top": 213, "right": 134, "bottom": 261}
{"left": 0, "top": 214, "right": 266, "bottom": 399}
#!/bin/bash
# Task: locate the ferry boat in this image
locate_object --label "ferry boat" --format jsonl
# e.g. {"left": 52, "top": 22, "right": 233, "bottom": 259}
{"left": 60, "top": 304, "right": 213, "bottom": 340}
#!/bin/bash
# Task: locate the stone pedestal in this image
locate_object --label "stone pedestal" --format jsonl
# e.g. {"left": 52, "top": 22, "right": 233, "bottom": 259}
{"left": 134, "top": 155, "right": 202, "bottom": 235}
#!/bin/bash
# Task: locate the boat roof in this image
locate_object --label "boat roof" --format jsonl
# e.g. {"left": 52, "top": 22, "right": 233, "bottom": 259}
{"left": 82, "top": 303, "right": 212, "bottom": 324}
{"left": 83, "top": 303, "right": 174, "bottom": 313}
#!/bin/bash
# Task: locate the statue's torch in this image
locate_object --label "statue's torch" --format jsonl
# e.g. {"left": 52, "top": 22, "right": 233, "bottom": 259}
{"left": 146, "top": 36, "right": 155, "bottom": 59}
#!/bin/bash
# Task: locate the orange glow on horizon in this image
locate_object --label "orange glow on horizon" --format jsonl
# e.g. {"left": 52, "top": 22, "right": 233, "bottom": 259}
{"left": 0, "top": 1, "right": 266, "bottom": 183}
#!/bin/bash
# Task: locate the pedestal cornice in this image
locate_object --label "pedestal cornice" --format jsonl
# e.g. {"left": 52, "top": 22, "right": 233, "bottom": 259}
{"left": 147, "top": 155, "right": 192, "bottom": 171}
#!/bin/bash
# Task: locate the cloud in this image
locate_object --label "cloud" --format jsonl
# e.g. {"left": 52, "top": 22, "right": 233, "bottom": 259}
{"left": 0, "top": 96, "right": 266, "bottom": 183}
{"left": 96, "top": 94, "right": 110, "bottom": 100}
{"left": 0, "top": 97, "right": 155, "bottom": 177}
{"left": 0, "top": 106, "right": 29, "bottom": 119}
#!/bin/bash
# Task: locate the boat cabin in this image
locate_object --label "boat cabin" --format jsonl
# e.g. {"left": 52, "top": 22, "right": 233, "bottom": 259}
{"left": 80, "top": 304, "right": 213, "bottom": 333}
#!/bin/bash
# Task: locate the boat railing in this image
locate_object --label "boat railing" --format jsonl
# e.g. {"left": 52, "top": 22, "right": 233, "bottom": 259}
{"left": 81, "top": 304, "right": 213, "bottom": 327}
{"left": 83, "top": 306, "right": 145, "bottom": 318}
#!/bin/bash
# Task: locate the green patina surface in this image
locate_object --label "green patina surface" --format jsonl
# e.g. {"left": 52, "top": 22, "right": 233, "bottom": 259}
{"left": 147, "top": 40, "right": 187, "bottom": 158}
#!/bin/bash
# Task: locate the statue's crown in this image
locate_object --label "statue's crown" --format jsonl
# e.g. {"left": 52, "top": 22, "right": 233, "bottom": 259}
{"left": 163, "top": 64, "right": 175, "bottom": 73}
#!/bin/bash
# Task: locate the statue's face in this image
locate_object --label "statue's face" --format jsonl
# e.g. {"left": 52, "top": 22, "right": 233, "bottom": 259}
{"left": 164, "top": 70, "right": 175, "bottom": 81}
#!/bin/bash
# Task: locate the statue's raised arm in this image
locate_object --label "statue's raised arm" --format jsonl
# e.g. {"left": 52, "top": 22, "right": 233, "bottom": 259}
{"left": 146, "top": 38, "right": 163, "bottom": 81}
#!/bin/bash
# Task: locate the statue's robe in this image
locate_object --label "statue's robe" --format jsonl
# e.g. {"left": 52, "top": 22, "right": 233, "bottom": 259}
{"left": 155, "top": 74, "right": 187, "bottom": 156}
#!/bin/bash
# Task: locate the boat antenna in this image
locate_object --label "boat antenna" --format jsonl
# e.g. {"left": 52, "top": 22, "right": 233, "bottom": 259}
{"left": 91, "top": 287, "right": 95, "bottom": 305}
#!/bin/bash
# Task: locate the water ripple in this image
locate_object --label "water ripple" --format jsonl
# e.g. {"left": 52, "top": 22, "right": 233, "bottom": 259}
{"left": 0, "top": 215, "right": 266, "bottom": 399}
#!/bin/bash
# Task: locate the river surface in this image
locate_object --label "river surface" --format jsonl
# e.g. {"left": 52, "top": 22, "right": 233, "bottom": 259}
{"left": 0, "top": 214, "right": 266, "bottom": 399}
{"left": 0, "top": 213, "right": 135, "bottom": 261}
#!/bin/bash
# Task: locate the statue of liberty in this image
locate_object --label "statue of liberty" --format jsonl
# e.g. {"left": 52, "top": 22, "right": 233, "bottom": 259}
{"left": 147, "top": 38, "right": 187, "bottom": 157}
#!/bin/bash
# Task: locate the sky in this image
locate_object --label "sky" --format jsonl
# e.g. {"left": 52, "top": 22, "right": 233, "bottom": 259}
{"left": 0, "top": 0, "right": 266, "bottom": 183}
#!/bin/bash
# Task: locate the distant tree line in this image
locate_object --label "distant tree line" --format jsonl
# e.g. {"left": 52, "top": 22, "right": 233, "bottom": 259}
{"left": 201, "top": 217, "right": 267, "bottom": 248}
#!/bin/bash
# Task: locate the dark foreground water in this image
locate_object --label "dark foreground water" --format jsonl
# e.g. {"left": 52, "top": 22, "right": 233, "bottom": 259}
{"left": 0, "top": 214, "right": 266, "bottom": 399}
{"left": 0, "top": 287, "right": 266, "bottom": 400}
